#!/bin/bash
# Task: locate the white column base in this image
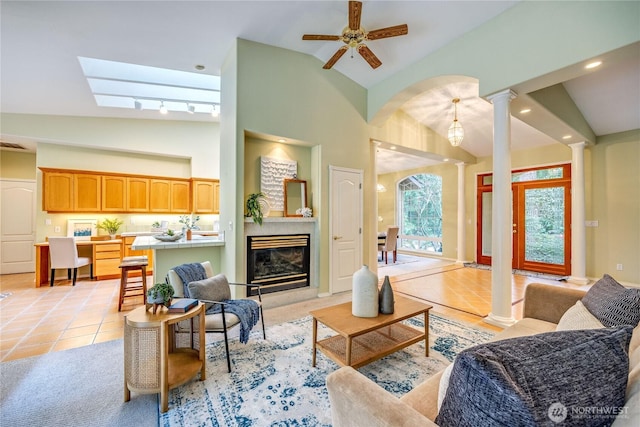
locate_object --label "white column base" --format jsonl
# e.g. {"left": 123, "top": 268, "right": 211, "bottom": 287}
{"left": 484, "top": 312, "right": 518, "bottom": 329}
{"left": 567, "top": 276, "right": 590, "bottom": 286}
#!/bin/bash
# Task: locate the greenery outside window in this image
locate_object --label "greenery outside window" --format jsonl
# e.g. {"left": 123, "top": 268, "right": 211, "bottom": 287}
{"left": 398, "top": 174, "right": 442, "bottom": 254}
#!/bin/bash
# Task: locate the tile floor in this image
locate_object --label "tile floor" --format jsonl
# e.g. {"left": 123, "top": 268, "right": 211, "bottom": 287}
{"left": 0, "top": 256, "right": 586, "bottom": 362}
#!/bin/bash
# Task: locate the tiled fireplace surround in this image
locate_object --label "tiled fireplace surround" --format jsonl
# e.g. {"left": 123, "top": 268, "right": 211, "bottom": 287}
{"left": 244, "top": 217, "right": 319, "bottom": 308}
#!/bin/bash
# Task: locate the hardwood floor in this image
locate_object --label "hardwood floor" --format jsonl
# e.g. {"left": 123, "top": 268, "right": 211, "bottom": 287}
{"left": 0, "top": 256, "right": 587, "bottom": 362}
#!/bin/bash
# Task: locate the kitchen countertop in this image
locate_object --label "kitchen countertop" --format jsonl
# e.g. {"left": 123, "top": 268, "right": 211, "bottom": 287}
{"left": 131, "top": 234, "right": 225, "bottom": 250}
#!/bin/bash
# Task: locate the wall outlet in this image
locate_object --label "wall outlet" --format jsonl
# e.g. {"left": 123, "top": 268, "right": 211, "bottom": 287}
{"left": 54, "top": 226, "right": 61, "bottom": 233}
{"left": 45, "top": 219, "right": 52, "bottom": 225}
{"left": 616, "top": 264, "right": 623, "bottom": 271}
{"left": 585, "top": 220, "right": 599, "bottom": 227}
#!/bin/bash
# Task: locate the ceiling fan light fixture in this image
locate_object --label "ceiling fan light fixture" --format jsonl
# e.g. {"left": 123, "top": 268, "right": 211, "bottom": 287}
{"left": 448, "top": 98, "right": 464, "bottom": 147}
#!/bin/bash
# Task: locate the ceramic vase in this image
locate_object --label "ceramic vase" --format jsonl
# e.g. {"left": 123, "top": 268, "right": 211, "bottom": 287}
{"left": 352, "top": 265, "right": 379, "bottom": 317}
{"left": 186, "top": 229, "right": 192, "bottom": 240}
{"left": 379, "top": 275, "right": 395, "bottom": 314}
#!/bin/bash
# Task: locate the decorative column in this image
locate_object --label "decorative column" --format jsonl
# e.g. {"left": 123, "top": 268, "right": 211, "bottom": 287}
{"left": 569, "top": 142, "right": 589, "bottom": 285}
{"left": 456, "top": 162, "right": 467, "bottom": 263}
{"left": 485, "top": 89, "right": 517, "bottom": 328}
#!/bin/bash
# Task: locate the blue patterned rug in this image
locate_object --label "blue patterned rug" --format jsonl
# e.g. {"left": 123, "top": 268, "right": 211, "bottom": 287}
{"left": 160, "top": 313, "right": 494, "bottom": 427}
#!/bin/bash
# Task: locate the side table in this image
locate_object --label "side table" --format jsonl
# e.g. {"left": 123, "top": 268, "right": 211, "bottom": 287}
{"left": 124, "top": 302, "right": 206, "bottom": 412}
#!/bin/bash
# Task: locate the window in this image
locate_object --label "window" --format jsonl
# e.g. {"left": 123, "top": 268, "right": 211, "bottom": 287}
{"left": 398, "top": 174, "right": 442, "bottom": 254}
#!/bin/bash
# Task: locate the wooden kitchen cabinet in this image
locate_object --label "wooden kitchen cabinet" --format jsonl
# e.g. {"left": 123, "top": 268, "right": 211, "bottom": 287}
{"left": 102, "top": 176, "right": 127, "bottom": 212}
{"left": 150, "top": 179, "right": 190, "bottom": 213}
{"left": 42, "top": 170, "right": 73, "bottom": 211}
{"left": 94, "top": 242, "right": 122, "bottom": 279}
{"left": 127, "top": 177, "right": 149, "bottom": 212}
{"left": 74, "top": 173, "right": 101, "bottom": 212}
{"left": 171, "top": 180, "right": 191, "bottom": 213}
{"left": 191, "top": 179, "right": 219, "bottom": 214}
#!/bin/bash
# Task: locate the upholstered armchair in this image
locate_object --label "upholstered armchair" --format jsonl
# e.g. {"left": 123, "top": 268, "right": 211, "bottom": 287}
{"left": 166, "top": 261, "right": 266, "bottom": 372}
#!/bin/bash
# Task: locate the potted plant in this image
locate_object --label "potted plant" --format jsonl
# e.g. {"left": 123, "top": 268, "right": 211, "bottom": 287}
{"left": 179, "top": 214, "right": 200, "bottom": 240}
{"left": 97, "top": 218, "right": 124, "bottom": 239}
{"left": 246, "top": 192, "right": 266, "bottom": 225}
{"left": 147, "top": 282, "right": 175, "bottom": 313}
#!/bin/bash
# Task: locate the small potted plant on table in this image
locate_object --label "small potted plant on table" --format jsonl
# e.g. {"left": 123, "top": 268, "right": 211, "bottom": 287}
{"left": 146, "top": 282, "right": 175, "bottom": 314}
{"left": 97, "top": 218, "right": 124, "bottom": 239}
{"left": 179, "top": 214, "right": 200, "bottom": 240}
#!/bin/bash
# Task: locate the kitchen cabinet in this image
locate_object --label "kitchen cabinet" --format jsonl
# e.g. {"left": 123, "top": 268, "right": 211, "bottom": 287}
{"left": 74, "top": 173, "right": 101, "bottom": 212}
{"left": 127, "top": 177, "right": 149, "bottom": 212}
{"left": 94, "top": 242, "right": 122, "bottom": 279}
{"left": 171, "top": 180, "right": 191, "bottom": 213}
{"left": 41, "top": 168, "right": 220, "bottom": 214}
{"left": 42, "top": 170, "right": 73, "bottom": 211}
{"left": 191, "top": 179, "right": 219, "bottom": 214}
{"left": 102, "top": 176, "right": 127, "bottom": 212}
{"left": 150, "top": 179, "right": 190, "bottom": 213}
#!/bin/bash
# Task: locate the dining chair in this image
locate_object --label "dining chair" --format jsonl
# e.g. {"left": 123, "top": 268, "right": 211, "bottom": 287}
{"left": 166, "top": 261, "right": 266, "bottom": 372}
{"left": 48, "top": 237, "right": 93, "bottom": 286}
{"left": 378, "top": 226, "right": 399, "bottom": 264}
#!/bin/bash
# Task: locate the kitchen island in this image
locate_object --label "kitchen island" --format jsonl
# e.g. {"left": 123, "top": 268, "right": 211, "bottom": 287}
{"left": 131, "top": 234, "right": 224, "bottom": 284}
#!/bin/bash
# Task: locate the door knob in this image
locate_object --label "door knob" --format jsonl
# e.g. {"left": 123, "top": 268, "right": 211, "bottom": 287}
{"left": 333, "top": 236, "right": 342, "bottom": 240}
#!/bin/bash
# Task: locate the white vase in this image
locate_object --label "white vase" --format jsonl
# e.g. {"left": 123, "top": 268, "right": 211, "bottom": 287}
{"left": 352, "top": 265, "right": 379, "bottom": 317}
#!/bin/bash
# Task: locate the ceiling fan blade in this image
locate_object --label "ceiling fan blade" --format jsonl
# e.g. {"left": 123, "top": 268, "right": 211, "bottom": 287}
{"left": 323, "top": 46, "right": 348, "bottom": 69}
{"left": 349, "top": 1, "right": 362, "bottom": 30}
{"left": 302, "top": 34, "right": 341, "bottom": 41}
{"left": 357, "top": 45, "right": 382, "bottom": 69}
{"left": 367, "top": 24, "right": 409, "bottom": 40}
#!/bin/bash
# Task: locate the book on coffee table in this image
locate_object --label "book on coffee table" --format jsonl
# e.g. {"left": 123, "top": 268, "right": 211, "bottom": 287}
{"left": 168, "top": 298, "right": 199, "bottom": 313}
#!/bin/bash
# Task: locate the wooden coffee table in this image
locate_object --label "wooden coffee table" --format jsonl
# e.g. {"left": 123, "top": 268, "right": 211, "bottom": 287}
{"left": 310, "top": 295, "right": 432, "bottom": 369}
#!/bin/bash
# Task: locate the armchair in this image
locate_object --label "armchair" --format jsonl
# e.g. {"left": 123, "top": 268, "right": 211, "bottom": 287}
{"left": 166, "top": 261, "right": 266, "bottom": 372}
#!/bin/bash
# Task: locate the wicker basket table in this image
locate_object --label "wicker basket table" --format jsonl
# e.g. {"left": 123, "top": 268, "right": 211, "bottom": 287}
{"left": 124, "top": 302, "right": 206, "bottom": 412}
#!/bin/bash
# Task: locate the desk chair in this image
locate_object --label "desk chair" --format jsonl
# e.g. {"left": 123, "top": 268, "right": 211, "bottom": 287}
{"left": 48, "top": 237, "right": 93, "bottom": 286}
{"left": 166, "top": 261, "right": 266, "bottom": 372}
{"left": 378, "top": 226, "right": 399, "bottom": 264}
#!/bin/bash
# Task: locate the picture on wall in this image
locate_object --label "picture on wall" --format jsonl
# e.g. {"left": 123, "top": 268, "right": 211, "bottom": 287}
{"left": 67, "top": 219, "right": 97, "bottom": 241}
{"left": 260, "top": 156, "right": 297, "bottom": 211}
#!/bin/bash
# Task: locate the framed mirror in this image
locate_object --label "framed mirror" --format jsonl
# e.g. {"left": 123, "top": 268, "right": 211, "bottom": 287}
{"left": 283, "top": 179, "right": 307, "bottom": 217}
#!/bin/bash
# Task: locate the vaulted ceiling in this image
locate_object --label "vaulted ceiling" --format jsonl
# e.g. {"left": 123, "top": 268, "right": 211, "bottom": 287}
{"left": 2, "top": 1, "right": 638, "bottom": 173}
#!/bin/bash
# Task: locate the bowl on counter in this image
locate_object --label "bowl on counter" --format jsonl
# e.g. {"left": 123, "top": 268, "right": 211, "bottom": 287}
{"left": 153, "top": 233, "right": 183, "bottom": 242}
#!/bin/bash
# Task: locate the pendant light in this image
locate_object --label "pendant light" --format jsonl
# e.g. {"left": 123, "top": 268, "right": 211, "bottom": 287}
{"left": 448, "top": 98, "right": 464, "bottom": 147}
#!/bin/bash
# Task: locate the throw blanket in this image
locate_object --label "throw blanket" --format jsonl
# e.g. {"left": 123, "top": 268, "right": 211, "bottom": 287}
{"left": 207, "top": 299, "right": 260, "bottom": 344}
{"left": 172, "top": 263, "right": 207, "bottom": 297}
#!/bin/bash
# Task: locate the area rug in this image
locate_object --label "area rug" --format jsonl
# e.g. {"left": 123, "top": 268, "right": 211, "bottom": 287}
{"left": 160, "top": 313, "right": 495, "bottom": 427}
{"left": 0, "top": 339, "right": 157, "bottom": 427}
{"left": 377, "top": 253, "right": 421, "bottom": 267}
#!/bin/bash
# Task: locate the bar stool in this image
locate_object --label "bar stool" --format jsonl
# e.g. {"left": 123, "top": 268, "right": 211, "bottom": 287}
{"left": 118, "top": 256, "right": 149, "bottom": 311}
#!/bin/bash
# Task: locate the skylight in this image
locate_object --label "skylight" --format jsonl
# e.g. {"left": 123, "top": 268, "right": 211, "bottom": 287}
{"left": 78, "top": 57, "right": 220, "bottom": 115}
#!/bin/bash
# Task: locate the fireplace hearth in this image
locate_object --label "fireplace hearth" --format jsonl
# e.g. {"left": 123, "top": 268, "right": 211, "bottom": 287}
{"left": 246, "top": 234, "right": 311, "bottom": 296}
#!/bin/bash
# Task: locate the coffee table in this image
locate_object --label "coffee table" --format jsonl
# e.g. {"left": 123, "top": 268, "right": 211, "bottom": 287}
{"left": 310, "top": 295, "right": 432, "bottom": 369}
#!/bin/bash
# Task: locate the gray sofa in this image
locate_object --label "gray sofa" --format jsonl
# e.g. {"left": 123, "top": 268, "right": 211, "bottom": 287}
{"left": 327, "top": 283, "right": 640, "bottom": 426}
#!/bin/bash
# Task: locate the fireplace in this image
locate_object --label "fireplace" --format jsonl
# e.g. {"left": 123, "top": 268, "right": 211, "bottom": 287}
{"left": 246, "top": 234, "right": 311, "bottom": 296}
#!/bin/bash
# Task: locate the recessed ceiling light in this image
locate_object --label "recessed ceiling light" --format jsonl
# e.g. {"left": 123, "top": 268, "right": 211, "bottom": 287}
{"left": 585, "top": 61, "right": 602, "bottom": 69}
{"left": 520, "top": 108, "right": 531, "bottom": 114}
{"left": 443, "top": 158, "right": 449, "bottom": 162}
{"left": 562, "top": 135, "right": 572, "bottom": 140}
{"left": 390, "top": 146, "right": 397, "bottom": 150}
{"left": 195, "top": 65, "right": 205, "bottom": 71}
{"left": 277, "top": 138, "right": 286, "bottom": 143}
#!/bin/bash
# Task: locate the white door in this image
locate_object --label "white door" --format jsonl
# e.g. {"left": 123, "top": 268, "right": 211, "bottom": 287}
{"left": 329, "top": 166, "right": 363, "bottom": 294}
{"left": 1, "top": 179, "right": 36, "bottom": 274}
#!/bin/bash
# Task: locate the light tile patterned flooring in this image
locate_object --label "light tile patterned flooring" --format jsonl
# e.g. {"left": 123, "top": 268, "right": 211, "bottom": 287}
{"left": 0, "top": 256, "right": 586, "bottom": 362}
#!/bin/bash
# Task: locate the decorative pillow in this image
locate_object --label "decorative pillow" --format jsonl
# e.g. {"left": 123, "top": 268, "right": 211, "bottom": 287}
{"left": 582, "top": 274, "right": 640, "bottom": 327}
{"left": 435, "top": 326, "right": 633, "bottom": 427}
{"left": 187, "top": 274, "right": 231, "bottom": 309}
{"left": 556, "top": 300, "right": 605, "bottom": 331}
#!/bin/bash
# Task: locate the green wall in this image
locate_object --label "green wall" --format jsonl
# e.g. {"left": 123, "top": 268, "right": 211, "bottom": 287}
{"left": 221, "top": 39, "right": 370, "bottom": 294}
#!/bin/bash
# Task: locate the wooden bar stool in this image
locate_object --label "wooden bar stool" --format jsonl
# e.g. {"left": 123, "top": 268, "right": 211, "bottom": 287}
{"left": 118, "top": 256, "right": 149, "bottom": 311}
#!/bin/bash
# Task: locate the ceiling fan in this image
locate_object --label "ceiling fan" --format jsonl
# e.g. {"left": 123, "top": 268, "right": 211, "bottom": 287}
{"left": 302, "top": 1, "right": 408, "bottom": 70}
